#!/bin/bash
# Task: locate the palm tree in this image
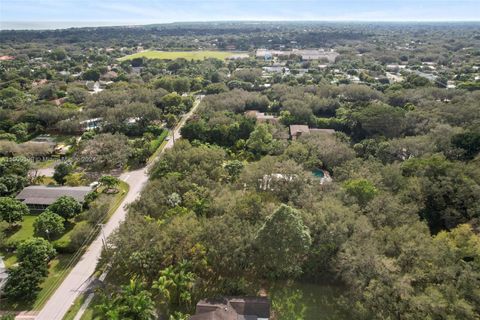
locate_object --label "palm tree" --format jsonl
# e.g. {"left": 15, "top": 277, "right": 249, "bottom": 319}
{"left": 152, "top": 262, "right": 195, "bottom": 308}
{"left": 97, "top": 279, "right": 156, "bottom": 320}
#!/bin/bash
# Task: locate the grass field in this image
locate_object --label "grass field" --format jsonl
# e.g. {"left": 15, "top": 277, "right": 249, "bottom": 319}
{"left": 118, "top": 50, "right": 247, "bottom": 61}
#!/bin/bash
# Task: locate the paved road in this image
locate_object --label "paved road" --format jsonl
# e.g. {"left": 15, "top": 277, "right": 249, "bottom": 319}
{"left": 35, "top": 96, "right": 203, "bottom": 320}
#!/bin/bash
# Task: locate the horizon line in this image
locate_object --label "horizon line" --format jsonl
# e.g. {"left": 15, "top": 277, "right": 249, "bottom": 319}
{"left": 2, "top": 19, "right": 480, "bottom": 31}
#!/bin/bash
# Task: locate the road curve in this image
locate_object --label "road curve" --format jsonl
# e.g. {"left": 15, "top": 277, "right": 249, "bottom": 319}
{"left": 35, "top": 96, "right": 203, "bottom": 320}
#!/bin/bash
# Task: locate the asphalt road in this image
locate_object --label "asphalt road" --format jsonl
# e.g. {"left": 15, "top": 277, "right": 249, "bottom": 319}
{"left": 35, "top": 96, "right": 203, "bottom": 320}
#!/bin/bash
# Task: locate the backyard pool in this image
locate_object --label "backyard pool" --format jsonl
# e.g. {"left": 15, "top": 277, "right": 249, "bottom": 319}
{"left": 313, "top": 169, "right": 325, "bottom": 178}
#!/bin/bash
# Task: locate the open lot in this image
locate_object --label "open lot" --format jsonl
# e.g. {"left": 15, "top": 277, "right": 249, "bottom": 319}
{"left": 118, "top": 50, "right": 247, "bottom": 61}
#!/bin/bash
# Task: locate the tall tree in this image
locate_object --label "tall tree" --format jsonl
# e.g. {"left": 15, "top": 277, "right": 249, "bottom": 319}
{"left": 53, "top": 162, "right": 74, "bottom": 185}
{"left": 48, "top": 196, "right": 82, "bottom": 220}
{"left": 0, "top": 197, "right": 28, "bottom": 226}
{"left": 254, "top": 205, "right": 311, "bottom": 279}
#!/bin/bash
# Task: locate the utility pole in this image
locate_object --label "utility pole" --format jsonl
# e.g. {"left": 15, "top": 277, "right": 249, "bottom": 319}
{"left": 98, "top": 223, "right": 108, "bottom": 255}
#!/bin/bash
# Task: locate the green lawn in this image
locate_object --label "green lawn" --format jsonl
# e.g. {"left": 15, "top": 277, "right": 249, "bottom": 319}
{"left": 118, "top": 50, "right": 246, "bottom": 61}
{"left": 7, "top": 215, "right": 36, "bottom": 244}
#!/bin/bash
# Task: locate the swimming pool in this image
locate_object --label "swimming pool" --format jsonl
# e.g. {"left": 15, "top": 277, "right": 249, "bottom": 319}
{"left": 313, "top": 169, "right": 325, "bottom": 178}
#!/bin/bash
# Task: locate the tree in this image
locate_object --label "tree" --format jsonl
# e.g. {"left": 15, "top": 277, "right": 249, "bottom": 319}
{"left": 0, "top": 197, "right": 28, "bottom": 226}
{"left": 271, "top": 286, "right": 307, "bottom": 320}
{"left": 64, "top": 172, "right": 87, "bottom": 186}
{"left": 3, "top": 264, "right": 44, "bottom": 301}
{"left": 9, "top": 123, "right": 28, "bottom": 141}
{"left": 69, "top": 224, "right": 93, "bottom": 251}
{"left": 158, "top": 93, "right": 182, "bottom": 113}
{"left": 84, "top": 197, "right": 109, "bottom": 224}
{"left": 34, "top": 210, "right": 65, "bottom": 239}
{"left": 48, "top": 196, "right": 82, "bottom": 220}
{"left": 99, "top": 175, "right": 120, "bottom": 192}
{"left": 16, "top": 237, "right": 56, "bottom": 267}
{"left": 224, "top": 160, "right": 244, "bottom": 181}
{"left": 53, "top": 162, "right": 73, "bottom": 185}
{"left": 343, "top": 179, "right": 378, "bottom": 206}
{"left": 205, "top": 83, "right": 228, "bottom": 94}
{"left": 4, "top": 238, "right": 55, "bottom": 301}
{"left": 246, "top": 124, "right": 274, "bottom": 158}
{"left": 67, "top": 87, "right": 89, "bottom": 104}
{"left": 0, "top": 86, "right": 26, "bottom": 109}
{"left": 165, "top": 114, "right": 178, "bottom": 129}
{"left": 96, "top": 279, "right": 156, "bottom": 320}
{"left": 83, "top": 68, "right": 100, "bottom": 81}
{"left": 402, "top": 154, "right": 480, "bottom": 231}
{"left": 0, "top": 156, "right": 31, "bottom": 196}
{"left": 254, "top": 205, "right": 311, "bottom": 279}
{"left": 452, "top": 128, "right": 480, "bottom": 160}
{"left": 354, "top": 102, "right": 406, "bottom": 139}
{"left": 152, "top": 262, "right": 196, "bottom": 310}
{"left": 77, "top": 133, "right": 131, "bottom": 172}
{"left": 297, "top": 133, "right": 356, "bottom": 171}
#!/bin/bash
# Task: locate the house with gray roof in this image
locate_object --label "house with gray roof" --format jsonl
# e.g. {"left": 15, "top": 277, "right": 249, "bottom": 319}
{"left": 16, "top": 185, "right": 92, "bottom": 213}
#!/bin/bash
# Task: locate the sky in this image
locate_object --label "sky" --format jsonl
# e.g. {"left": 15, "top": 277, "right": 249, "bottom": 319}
{"left": 1, "top": 0, "right": 479, "bottom": 29}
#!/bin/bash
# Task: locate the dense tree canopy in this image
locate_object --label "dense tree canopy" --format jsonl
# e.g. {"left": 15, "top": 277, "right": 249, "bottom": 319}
{"left": 0, "top": 197, "right": 28, "bottom": 226}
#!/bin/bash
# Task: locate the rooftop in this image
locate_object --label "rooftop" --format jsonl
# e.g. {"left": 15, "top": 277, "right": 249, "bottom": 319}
{"left": 16, "top": 185, "right": 92, "bottom": 206}
{"left": 290, "top": 125, "right": 310, "bottom": 136}
{"left": 190, "top": 297, "right": 270, "bottom": 320}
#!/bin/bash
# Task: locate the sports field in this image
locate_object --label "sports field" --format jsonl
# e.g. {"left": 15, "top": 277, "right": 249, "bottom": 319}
{"left": 118, "top": 50, "right": 248, "bottom": 61}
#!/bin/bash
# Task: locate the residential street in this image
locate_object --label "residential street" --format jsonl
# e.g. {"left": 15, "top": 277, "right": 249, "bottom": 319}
{"left": 35, "top": 96, "right": 203, "bottom": 320}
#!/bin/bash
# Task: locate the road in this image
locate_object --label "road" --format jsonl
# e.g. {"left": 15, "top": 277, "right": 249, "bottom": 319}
{"left": 35, "top": 96, "right": 203, "bottom": 320}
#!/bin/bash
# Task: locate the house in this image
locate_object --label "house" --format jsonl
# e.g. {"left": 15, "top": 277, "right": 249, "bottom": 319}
{"left": 16, "top": 185, "right": 92, "bottom": 213}
{"left": 256, "top": 49, "right": 338, "bottom": 63}
{"left": 289, "top": 125, "right": 310, "bottom": 140}
{"left": 259, "top": 173, "right": 297, "bottom": 191}
{"left": 190, "top": 297, "right": 270, "bottom": 320}
{"left": 32, "top": 79, "right": 48, "bottom": 87}
{"left": 50, "top": 97, "right": 67, "bottom": 106}
{"left": 245, "top": 111, "right": 279, "bottom": 124}
{"left": 290, "top": 125, "right": 336, "bottom": 140}
{"left": 292, "top": 49, "right": 339, "bottom": 62}
{"left": 262, "top": 66, "right": 287, "bottom": 74}
{"left": 80, "top": 117, "right": 103, "bottom": 131}
{"left": 101, "top": 70, "right": 118, "bottom": 81}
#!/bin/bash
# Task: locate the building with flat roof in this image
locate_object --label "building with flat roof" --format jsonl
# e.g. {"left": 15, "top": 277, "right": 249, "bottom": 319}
{"left": 16, "top": 185, "right": 92, "bottom": 212}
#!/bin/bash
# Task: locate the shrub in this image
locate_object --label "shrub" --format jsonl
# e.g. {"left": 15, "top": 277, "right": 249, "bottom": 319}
{"left": 69, "top": 224, "right": 94, "bottom": 251}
